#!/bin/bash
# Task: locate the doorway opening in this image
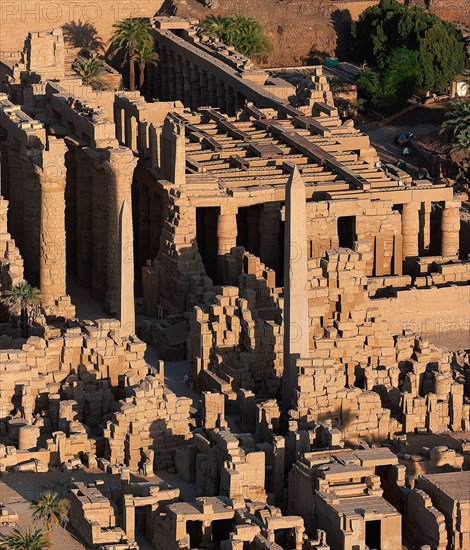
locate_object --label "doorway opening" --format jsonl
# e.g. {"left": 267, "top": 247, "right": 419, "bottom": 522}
{"left": 337, "top": 216, "right": 356, "bottom": 249}
{"left": 365, "top": 519, "right": 381, "bottom": 550}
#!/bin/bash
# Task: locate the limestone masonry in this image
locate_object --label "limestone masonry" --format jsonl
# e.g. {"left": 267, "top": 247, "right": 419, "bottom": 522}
{"left": 0, "top": 16, "right": 468, "bottom": 550}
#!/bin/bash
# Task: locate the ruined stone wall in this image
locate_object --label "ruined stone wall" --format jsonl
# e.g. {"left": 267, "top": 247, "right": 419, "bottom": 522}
{"left": 154, "top": 187, "right": 211, "bottom": 314}
{"left": 103, "top": 374, "right": 192, "bottom": 471}
{"left": 0, "top": 319, "right": 148, "bottom": 431}
{"left": 0, "top": 196, "right": 23, "bottom": 291}
{"left": 295, "top": 358, "right": 400, "bottom": 444}
{"left": 305, "top": 200, "right": 401, "bottom": 276}
{"left": 404, "top": 489, "right": 448, "bottom": 550}
{"left": 371, "top": 275, "right": 470, "bottom": 337}
{"left": 188, "top": 249, "right": 283, "bottom": 396}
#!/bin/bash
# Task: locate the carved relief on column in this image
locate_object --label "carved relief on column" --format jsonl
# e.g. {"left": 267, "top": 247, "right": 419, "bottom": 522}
{"left": 36, "top": 137, "right": 75, "bottom": 318}
{"left": 217, "top": 205, "right": 238, "bottom": 282}
{"left": 419, "top": 201, "right": 431, "bottom": 255}
{"left": 441, "top": 200, "right": 460, "bottom": 258}
{"left": 401, "top": 202, "right": 420, "bottom": 260}
{"left": 103, "top": 147, "right": 137, "bottom": 315}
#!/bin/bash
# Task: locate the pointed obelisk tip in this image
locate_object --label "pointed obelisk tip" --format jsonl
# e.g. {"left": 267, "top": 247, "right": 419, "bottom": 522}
{"left": 287, "top": 165, "right": 305, "bottom": 191}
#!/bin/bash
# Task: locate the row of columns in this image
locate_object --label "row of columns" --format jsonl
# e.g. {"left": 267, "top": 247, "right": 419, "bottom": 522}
{"left": 154, "top": 45, "right": 245, "bottom": 115}
{"left": 0, "top": 138, "right": 137, "bottom": 318}
{"left": 401, "top": 201, "right": 460, "bottom": 259}
{"left": 209, "top": 199, "right": 460, "bottom": 284}
{"left": 214, "top": 203, "right": 283, "bottom": 283}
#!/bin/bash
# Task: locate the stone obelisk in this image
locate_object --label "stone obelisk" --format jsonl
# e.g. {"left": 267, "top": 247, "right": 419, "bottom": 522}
{"left": 118, "top": 199, "right": 135, "bottom": 336}
{"left": 282, "top": 165, "right": 310, "bottom": 411}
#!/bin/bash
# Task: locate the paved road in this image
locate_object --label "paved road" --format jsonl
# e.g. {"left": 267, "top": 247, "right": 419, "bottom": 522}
{"left": 363, "top": 103, "right": 447, "bottom": 175}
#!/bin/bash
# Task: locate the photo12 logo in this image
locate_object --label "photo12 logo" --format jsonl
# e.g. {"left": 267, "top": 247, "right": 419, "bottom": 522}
{"left": 0, "top": 2, "right": 141, "bottom": 25}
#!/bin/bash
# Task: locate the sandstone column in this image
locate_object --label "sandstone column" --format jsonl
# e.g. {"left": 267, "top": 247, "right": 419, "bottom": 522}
{"left": 401, "top": 202, "right": 420, "bottom": 260}
{"left": 208, "top": 74, "right": 217, "bottom": 106}
{"left": 76, "top": 147, "right": 93, "bottom": 287}
{"left": 167, "top": 51, "right": 176, "bottom": 99}
{"left": 217, "top": 205, "right": 238, "bottom": 282}
{"left": 441, "top": 200, "right": 460, "bottom": 257}
{"left": 200, "top": 70, "right": 209, "bottom": 106}
{"left": 260, "top": 202, "right": 281, "bottom": 274}
{"left": 183, "top": 60, "right": 192, "bottom": 107}
{"left": 159, "top": 46, "right": 168, "bottom": 100}
{"left": 118, "top": 199, "right": 135, "bottom": 336}
{"left": 282, "top": 166, "right": 310, "bottom": 411}
{"left": 419, "top": 201, "right": 431, "bottom": 255}
{"left": 175, "top": 55, "right": 183, "bottom": 101}
{"left": 225, "top": 85, "right": 235, "bottom": 116}
{"left": 191, "top": 63, "right": 201, "bottom": 109}
{"left": 23, "top": 156, "right": 41, "bottom": 283}
{"left": 37, "top": 138, "right": 72, "bottom": 315}
{"left": 104, "top": 148, "right": 137, "bottom": 315}
{"left": 216, "top": 79, "right": 226, "bottom": 111}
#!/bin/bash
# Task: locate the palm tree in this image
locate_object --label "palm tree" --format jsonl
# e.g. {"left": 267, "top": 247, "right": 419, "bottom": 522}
{"left": 110, "top": 18, "right": 153, "bottom": 91}
{"left": 440, "top": 99, "right": 470, "bottom": 153}
{"left": 72, "top": 56, "right": 109, "bottom": 90}
{"left": 133, "top": 42, "right": 158, "bottom": 90}
{"left": 230, "top": 15, "right": 272, "bottom": 61}
{"left": 0, "top": 527, "right": 48, "bottom": 550}
{"left": 202, "top": 15, "right": 234, "bottom": 45}
{"left": 202, "top": 15, "right": 272, "bottom": 62}
{"left": 3, "top": 282, "right": 42, "bottom": 338}
{"left": 32, "top": 492, "right": 70, "bottom": 550}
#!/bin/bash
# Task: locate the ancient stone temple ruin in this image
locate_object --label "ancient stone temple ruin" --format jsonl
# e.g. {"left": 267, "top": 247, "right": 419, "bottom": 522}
{"left": 0, "top": 16, "right": 468, "bottom": 550}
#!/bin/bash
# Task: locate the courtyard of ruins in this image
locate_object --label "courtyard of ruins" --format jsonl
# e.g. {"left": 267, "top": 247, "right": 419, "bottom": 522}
{"left": 0, "top": 9, "right": 468, "bottom": 550}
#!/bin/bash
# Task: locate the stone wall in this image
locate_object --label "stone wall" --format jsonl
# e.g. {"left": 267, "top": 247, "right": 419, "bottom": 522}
{"left": 0, "top": 319, "right": 148, "bottom": 432}
{"left": 103, "top": 374, "right": 192, "bottom": 471}
{"left": 403, "top": 489, "right": 447, "bottom": 550}
{"left": 0, "top": 196, "right": 23, "bottom": 291}
{"left": 188, "top": 249, "right": 283, "bottom": 395}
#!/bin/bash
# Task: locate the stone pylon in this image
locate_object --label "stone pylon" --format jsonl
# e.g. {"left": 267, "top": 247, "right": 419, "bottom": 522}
{"left": 118, "top": 199, "right": 135, "bottom": 337}
{"left": 282, "top": 165, "right": 310, "bottom": 411}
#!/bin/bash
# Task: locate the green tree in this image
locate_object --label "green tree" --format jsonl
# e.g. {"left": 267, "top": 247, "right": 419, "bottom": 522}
{"left": 201, "top": 15, "right": 234, "bottom": 45}
{"left": 353, "top": 0, "right": 466, "bottom": 91}
{"left": 441, "top": 100, "right": 470, "bottom": 153}
{"left": 133, "top": 42, "right": 159, "bottom": 90}
{"left": 72, "top": 56, "right": 109, "bottom": 90}
{"left": 3, "top": 282, "right": 42, "bottom": 338}
{"left": 0, "top": 527, "right": 48, "bottom": 550}
{"left": 110, "top": 18, "right": 154, "bottom": 91}
{"left": 32, "top": 492, "right": 70, "bottom": 550}
{"left": 202, "top": 15, "right": 272, "bottom": 61}
{"left": 357, "top": 48, "right": 423, "bottom": 113}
